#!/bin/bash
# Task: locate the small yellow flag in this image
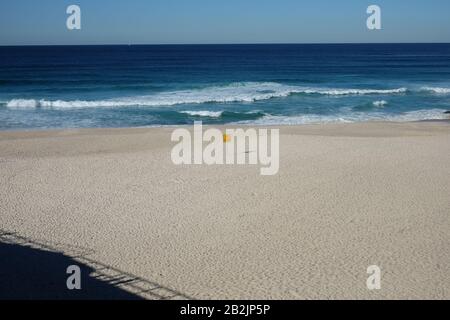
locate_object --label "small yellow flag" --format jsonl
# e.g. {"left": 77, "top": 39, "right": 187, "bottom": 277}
{"left": 223, "top": 133, "right": 231, "bottom": 143}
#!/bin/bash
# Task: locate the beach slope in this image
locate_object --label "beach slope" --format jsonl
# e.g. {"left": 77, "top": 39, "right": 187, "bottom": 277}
{"left": 0, "top": 121, "right": 449, "bottom": 299}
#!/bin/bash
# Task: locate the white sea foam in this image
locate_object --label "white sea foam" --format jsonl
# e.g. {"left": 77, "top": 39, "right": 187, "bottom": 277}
{"left": 5, "top": 82, "right": 410, "bottom": 109}
{"left": 306, "top": 88, "right": 408, "bottom": 95}
{"left": 6, "top": 98, "right": 124, "bottom": 109}
{"left": 5, "top": 99, "right": 41, "bottom": 108}
{"left": 236, "top": 109, "right": 448, "bottom": 125}
{"left": 180, "top": 110, "right": 223, "bottom": 117}
{"left": 420, "top": 87, "right": 450, "bottom": 94}
{"left": 373, "top": 100, "right": 388, "bottom": 107}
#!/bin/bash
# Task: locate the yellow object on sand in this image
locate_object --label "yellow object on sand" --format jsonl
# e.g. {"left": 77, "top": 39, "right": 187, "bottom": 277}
{"left": 223, "top": 133, "right": 231, "bottom": 143}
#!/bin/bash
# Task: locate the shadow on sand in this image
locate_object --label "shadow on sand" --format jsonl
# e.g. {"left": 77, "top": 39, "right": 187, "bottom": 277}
{"left": 0, "top": 230, "right": 192, "bottom": 300}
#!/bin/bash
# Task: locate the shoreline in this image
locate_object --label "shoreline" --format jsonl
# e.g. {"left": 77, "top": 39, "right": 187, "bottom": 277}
{"left": 0, "top": 118, "right": 449, "bottom": 135}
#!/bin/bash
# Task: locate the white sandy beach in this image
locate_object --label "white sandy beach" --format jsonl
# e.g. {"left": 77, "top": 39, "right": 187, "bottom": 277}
{"left": 1, "top": 121, "right": 449, "bottom": 299}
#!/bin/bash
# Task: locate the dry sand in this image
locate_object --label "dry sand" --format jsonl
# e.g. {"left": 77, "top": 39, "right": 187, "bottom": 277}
{"left": 0, "top": 121, "right": 449, "bottom": 299}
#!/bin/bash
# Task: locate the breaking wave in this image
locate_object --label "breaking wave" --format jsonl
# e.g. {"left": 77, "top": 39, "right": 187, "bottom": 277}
{"left": 373, "top": 100, "right": 388, "bottom": 107}
{"left": 236, "top": 109, "right": 448, "bottom": 125}
{"left": 179, "top": 110, "right": 224, "bottom": 118}
{"left": 4, "top": 82, "right": 410, "bottom": 109}
{"left": 420, "top": 87, "right": 450, "bottom": 94}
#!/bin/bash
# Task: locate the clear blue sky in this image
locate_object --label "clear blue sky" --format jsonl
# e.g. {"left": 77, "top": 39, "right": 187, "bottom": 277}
{"left": 1, "top": 0, "right": 449, "bottom": 45}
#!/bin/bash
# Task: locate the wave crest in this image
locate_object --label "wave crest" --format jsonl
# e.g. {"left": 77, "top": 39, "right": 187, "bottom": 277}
{"left": 180, "top": 110, "right": 223, "bottom": 118}
{"left": 373, "top": 100, "right": 388, "bottom": 107}
{"left": 236, "top": 109, "right": 448, "bottom": 125}
{"left": 5, "top": 82, "right": 410, "bottom": 109}
{"left": 420, "top": 87, "right": 450, "bottom": 94}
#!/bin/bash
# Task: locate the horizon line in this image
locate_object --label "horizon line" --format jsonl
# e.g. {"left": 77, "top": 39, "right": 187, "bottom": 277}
{"left": 1, "top": 42, "right": 450, "bottom": 47}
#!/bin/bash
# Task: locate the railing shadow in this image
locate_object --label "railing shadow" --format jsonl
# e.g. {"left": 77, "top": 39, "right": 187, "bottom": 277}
{"left": 0, "top": 230, "right": 192, "bottom": 300}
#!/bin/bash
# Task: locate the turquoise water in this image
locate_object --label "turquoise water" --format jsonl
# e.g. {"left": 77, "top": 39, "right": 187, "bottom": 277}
{"left": 0, "top": 44, "right": 449, "bottom": 129}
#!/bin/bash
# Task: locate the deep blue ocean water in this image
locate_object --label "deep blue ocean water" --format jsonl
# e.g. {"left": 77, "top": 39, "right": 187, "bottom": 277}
{"left": 0, "top": 44, "right": 449, "bottom": 130}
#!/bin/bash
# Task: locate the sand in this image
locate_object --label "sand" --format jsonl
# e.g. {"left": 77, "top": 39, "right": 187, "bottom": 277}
{"left": 0, "top": 121, "right": 449, "bottom": 299}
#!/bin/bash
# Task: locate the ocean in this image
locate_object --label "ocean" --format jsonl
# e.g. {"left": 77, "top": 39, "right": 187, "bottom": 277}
{"left": 0, "top": 43, "right": 449, "bottom": 130}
